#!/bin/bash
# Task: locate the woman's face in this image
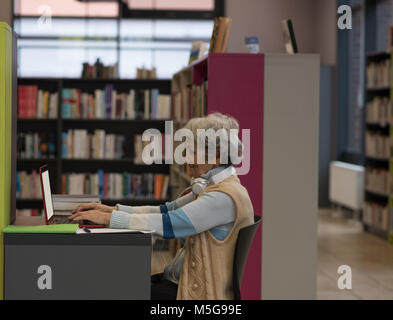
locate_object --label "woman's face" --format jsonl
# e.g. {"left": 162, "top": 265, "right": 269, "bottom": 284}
{"left": 186, "top": 163, "right": 215, "bottom": 178}
{"left": 185, "top": 152, "right": 218, "bottom": 178}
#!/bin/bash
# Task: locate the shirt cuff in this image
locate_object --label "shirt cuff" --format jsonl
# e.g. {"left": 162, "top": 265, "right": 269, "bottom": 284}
{"left": 110, "top": 210, "right": 131, "bottom": 229}
{"left": 116, "top": 204, "right": 135, "bottom": 214}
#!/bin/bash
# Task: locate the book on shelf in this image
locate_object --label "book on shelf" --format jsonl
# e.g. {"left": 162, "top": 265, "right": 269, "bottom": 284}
{"left": 365, "top": 167, "right": 390, "bottom": 196}
{"left": 366, "top": 59, "right": 390, "bottom": 88}
{"left": 133, "top": 134, "right": 144, "bottom": 165}
{"left": 61, "top": 85, "right": 171, "bottom": 120}
{"left": 61, "top": 172, "right": 169, "bottom": 200}
{"left": 161, "top": 174, "right": 169, "bottom": 199}
{"left": 365, "top": 131, "right": 390, "bottom": 159}
{"left": 17, "top": 132, "right": 56, "bottom": 159}
{"left": 81, "top": 59, "right": 118, "bottom": 79}
{"left": 133, "top": 133, "right": 168, "bottom": 165}
{"left": 136, "top": 67, "right": 157, "bottom": 79}
{"left": 363, "top": 202, "right": 390, "bottom": 232}
{"left": 153, "top": 174, "right": 169, "bottom": 200}
{"left": 16, "top": 170, "right": 41, "bottom": 199}
{"left": 61, "top": 129, "right": 127, "bottom": 160}
{"left": 281, "top": 19, "right": 298, "bottom": 54}
{"left": 209, "top": 17, "right": 232, "bottom": 53}
{"left": 18, "top": 85, "right": 58, "bottom": 119}
{"left": 189, "top": 41, "right": 207, "bottom": 64}
{"left": 366, "top": 96, "right": 392, "bottom": 126}
{"left": 172, "top": 81, "right": 207, "bottom": 122}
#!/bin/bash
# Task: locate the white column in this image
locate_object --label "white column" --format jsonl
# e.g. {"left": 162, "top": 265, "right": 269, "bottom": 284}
{"left": 262, "top": 54, "right": 320, "bottom": 299}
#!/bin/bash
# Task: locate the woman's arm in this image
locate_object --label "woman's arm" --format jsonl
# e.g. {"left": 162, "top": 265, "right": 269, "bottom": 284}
{"left": 109, "top": 191, "right": 236, "bottom": 238}
{"left": 71, "top": 192, "right": 194, "bottom": 220}
{"left": 115, "top": 191, "right": 195, "bottom": 215}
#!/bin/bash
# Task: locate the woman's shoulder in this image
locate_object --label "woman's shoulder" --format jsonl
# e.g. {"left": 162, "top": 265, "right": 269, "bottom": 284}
{"left": 204, "top": 175, "right": 247, "bottom": 194}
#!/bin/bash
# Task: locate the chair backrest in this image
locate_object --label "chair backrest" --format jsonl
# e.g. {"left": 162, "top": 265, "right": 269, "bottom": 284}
{"left": 233, "top": 215, "right": 262, "bottom": 300}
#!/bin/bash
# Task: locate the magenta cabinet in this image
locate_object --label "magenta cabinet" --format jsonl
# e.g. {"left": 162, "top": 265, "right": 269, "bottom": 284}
{"left": 192, "top": 53, "right": 264, "bottom": 300}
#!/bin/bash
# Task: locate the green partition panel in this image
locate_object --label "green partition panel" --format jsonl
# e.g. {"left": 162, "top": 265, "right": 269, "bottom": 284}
{"left": 0, "top": 22, "right": 13, "bottom": 300}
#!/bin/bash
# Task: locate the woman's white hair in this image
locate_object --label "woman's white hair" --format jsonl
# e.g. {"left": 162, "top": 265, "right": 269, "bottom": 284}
{"left": 184, "top": 112, "right": 243, "bottom": 165}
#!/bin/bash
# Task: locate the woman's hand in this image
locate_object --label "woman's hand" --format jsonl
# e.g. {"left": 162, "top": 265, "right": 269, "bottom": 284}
{"left": 72, "top": 202, "right": 116, "bottom": 214}
{"left": 68, "top": 210, "right": 112, "bottom": 226}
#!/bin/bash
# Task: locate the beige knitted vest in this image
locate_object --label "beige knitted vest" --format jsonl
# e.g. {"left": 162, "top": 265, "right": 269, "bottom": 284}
{"left": 176, "top": 175, "right": 254, "bottom": 300}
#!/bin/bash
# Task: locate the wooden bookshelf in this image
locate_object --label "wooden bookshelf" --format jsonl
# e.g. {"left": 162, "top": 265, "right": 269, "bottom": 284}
{"left": 364, "top": 51, "right": 393, "bottom": 242}
{"left": 16, "top": 77, "right": 172, "bottom": 211}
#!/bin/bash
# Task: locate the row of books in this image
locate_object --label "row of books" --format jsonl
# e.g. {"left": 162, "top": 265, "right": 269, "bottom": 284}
{"left": 61, "top": 172, "right": 169, "bottom": 200}
{"left": 134, "top": 134, "right": 147, "bottom": 165}
{"left": 365, "top": 131, "right": 390, "bottom": 159}
{"left": 61, "top": 86, "right": 171, "bottom": 120}
{"left": 363, "top": 202, "right": 390, "bottom": 232}
{"left": 81, "top": 59, "right": 118, "bottom": 79}
{"left": 172, "top": 82, "right": 207, "bottom": 121}
{"left": 17, "top": 132, "right": 56, "bottom": 159}
{"left": 17, "top": 130, "right": 164, "bottom": 162}
{"left": 366, "top": 59, "right": 390, "bottom": 88}
{"left": 16, "top": 169, "right": 170, "bottom": 201}
{"left": 365, "top": 168, "right": 390, "bottom": 196}
{"left": 61, "top": 130, "right": 130, "bottom": 160}
{"left": 133, "top": 133, "right": 164, "bottom": 165}
{"left": 16, "top": 170, "right": 41, "bottom": 199}
{"left": 366, "top": 96, "right": 393, "bottom": 126}
{"left": 18, "top": 85, "right": 58, "bottom": 119}
{"left": 136, "top": 67, "right": 157, "bottom": 79}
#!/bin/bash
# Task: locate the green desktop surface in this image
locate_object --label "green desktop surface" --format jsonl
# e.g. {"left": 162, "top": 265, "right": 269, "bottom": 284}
{"left": 3, "top": 224, "right": 79, "bottom": 234}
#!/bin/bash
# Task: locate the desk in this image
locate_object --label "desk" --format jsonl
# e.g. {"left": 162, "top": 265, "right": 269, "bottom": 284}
{"left": 4, "top": 232, "right": 151, "bottom": 300}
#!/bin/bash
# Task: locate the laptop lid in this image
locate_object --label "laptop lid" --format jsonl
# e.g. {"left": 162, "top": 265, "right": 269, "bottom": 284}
{"left": 39, "top": 165, "right": 54, "bottom": 224}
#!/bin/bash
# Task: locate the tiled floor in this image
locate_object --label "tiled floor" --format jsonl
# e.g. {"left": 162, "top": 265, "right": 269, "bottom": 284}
{"left": 317, "top": 209, "right": 393, "bottom": 299}
{"left": 151, "top": 209, "right": 393, "bottom": 299}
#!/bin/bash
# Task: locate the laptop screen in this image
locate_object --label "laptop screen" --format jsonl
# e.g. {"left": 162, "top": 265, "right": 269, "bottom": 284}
{"left": 42, "top": 170, "right": 54, "bottom": 221}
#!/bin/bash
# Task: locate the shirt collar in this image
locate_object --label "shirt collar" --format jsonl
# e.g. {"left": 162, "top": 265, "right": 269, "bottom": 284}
{"left": 200, "top": 165, "right": 228, "bottom": 181}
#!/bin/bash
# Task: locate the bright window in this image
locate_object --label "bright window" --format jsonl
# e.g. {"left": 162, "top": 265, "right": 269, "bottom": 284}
{"left": 14, "top": 0, "right": 118, "bottom": 17}
{"left": 126, "top": 0, "right": 214, "bottom": 10}
{"left": 14, "top": 0, "right": 218, "bottom": 78}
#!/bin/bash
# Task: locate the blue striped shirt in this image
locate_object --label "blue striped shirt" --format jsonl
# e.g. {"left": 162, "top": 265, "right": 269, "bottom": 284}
{"left": 110, "top": 166, "right": 236, "bottom": 241}
{"left": 109, "top": 166, "right": 237, "bottom": 284}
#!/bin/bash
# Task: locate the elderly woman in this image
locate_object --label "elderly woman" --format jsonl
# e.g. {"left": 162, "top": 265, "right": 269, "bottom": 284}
{"left": 69, "top": 113, "right": 254, "bottom": 300}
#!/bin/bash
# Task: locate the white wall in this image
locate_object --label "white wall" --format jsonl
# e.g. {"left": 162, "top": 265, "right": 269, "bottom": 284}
{"left": 314, "top": 0, "right": 337, "bottom": 66}
{"left": 262, "top": 54, "right": 320, "bottom": 299}
{"left": 225, "top": 0, "right": 337, "bottom": 66}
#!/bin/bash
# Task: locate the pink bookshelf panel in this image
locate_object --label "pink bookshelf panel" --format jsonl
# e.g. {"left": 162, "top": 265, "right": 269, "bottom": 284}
{"left": 206, "top": 53, "right": 264, "bottom": 300}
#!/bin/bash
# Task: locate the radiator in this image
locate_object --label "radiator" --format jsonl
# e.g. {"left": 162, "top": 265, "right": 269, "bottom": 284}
{"left": 329, "top": 161, "right": 364, "bottom": 210}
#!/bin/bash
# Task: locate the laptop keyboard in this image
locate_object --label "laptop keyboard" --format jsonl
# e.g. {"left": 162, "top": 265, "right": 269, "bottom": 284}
{"left": 54, "top": 217, "right": 80, "bottom": 225}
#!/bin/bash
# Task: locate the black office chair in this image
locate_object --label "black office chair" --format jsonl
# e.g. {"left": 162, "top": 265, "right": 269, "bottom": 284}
{"left": 233, "top": 215, "right": 262, "bottom": 300}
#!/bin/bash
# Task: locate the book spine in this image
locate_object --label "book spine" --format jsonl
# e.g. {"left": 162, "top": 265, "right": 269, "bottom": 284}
{"left": 106, "top": 84, "right": 113, "bottom": 119}
{"left": 98, "top": 170, "right": 104, "bottom": 198}
{"left": 61, "top": 89, "right": 71, "bottom": 119}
